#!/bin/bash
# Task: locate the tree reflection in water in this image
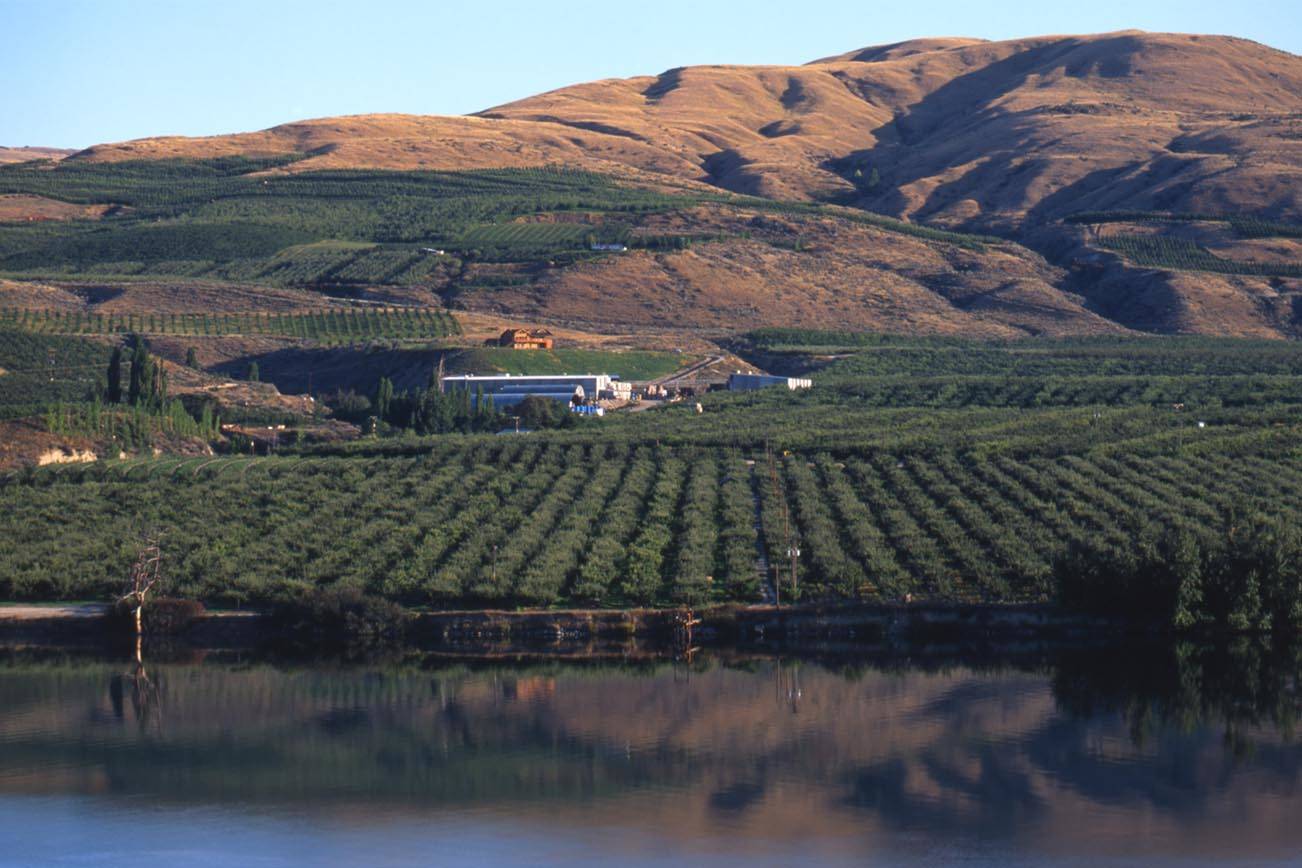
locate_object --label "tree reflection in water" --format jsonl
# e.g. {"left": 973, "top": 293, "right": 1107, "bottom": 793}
{"left": 0, "top": 641, "right": 1296, "bottom": 860}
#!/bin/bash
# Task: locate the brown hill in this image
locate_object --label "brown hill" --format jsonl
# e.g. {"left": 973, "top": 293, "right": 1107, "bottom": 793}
{"left": 486, "top": 31, "right": 1302, "bottom": 226}
{"left": 42, "top": 32, "right": 1302, "bottom": 338}
{"left": 460, "top": 204, "right": 1126, "bottom": 338}
{"left": 71, "top": 32, "right": 1301, "bottom": 226}
{"left": 0, "top": 147, "right": 73, "bottom": 164}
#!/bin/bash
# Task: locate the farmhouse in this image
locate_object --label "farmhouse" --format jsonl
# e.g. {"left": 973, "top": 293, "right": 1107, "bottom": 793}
{"left": 489, "top": 328, "right": 554, "bottom": 350}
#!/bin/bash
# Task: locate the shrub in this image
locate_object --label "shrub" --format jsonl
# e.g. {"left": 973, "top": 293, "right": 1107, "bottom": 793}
{"left": 271, "top": 587, "right": 409, "bottom": 648}
{"left": 107, "top": 597, "right": 207, "bottom": 635}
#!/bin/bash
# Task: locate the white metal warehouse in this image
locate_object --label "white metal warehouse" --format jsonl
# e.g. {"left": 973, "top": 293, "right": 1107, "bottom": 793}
{"left": 442, "top": 373, "right": 615, "bottom": 409}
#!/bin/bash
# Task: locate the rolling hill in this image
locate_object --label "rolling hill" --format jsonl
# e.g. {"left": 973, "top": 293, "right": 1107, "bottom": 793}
{"left": 3, "top": 31, "right": 1300, "bottom": 338}
{"left": 69, "top": 31, "right": 1301, "bottom": 225}
{"left": 0, "top": 147, "right": 73, "bottom": 164}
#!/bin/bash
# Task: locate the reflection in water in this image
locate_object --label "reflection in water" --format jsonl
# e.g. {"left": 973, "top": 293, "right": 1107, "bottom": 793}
{"left": 0, "top": 643, "right": 1299, "bottom": 866}
{"left": 108, "top": 655, "right": 163, "bottom": 737}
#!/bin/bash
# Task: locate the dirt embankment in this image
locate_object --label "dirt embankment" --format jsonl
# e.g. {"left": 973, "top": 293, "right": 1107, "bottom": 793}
{"left": 0, "top": 600, "right": 1127, "bottom": 653}
{"left": 0, "top": 420, "right": 97, "bottom": 471}
{"left": 0, "top": 417, "right": 219, "bottom": 472}
{"left": 0, "top": 195, "right": 121, "bottom": 222}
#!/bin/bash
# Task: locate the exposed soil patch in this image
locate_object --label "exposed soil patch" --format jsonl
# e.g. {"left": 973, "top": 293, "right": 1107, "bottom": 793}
{"left": 0, "top": 195, "right": 121, "bottom": 222}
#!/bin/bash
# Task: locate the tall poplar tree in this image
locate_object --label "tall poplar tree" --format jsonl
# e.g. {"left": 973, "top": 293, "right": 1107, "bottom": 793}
{"left": 106, "top": 347, "right": 123, "bottom": 404}
{"left": 127, "top": 343, "right": 148, "bottom": 406}
{"left": 374, "top": 376, "right": 394, "bottom": 421}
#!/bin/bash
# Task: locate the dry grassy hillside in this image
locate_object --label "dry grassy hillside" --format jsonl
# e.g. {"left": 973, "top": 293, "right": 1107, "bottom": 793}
{"left": 15, "top": 31, "right": 1302, "bottom": 338}
{"left": 461, "top": 205, "right": 1125, "bottom": 337}
{"left": 68, "top": 32, "right": 1300, "bottom": 227}
{"left": 489, "top": 31, "right": 1301, "bottom": 226}
{"left": 0, "top": 147, "right": 72, "bottom": 164}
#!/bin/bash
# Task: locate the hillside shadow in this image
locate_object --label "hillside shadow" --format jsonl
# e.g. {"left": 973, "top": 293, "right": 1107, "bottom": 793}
{"left": 825, "top": 34, "right": 1153, "bottom": 218}
{"left": 642, "top": 68, "right": 686, "bottom": 102}
{"left": 1024, "top": 155, "right": 1205, "bottom": 225}
{"left": 213, "top": 345, "right": 439, "bottom": 395}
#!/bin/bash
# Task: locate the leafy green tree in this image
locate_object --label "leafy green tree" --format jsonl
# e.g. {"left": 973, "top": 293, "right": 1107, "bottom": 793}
{"left": 1165, "top": 528, "right": 1207, "bottom": 630}
{"left": 622, "top": 532, "right": 667, "bottom": 604}
{"left": 185, "top": 347, "right": 199, "bottom": 370}
{"left": 516, "top": 395, "right": 562, "bottom": 429}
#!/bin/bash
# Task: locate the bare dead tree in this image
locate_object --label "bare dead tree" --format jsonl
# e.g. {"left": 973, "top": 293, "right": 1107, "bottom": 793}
{"left": 121, "top": 656, "right": 164, "bottom": 735}
{"left": 108, "top": 533, "right": 167, "bottom": 735}
{"left": 120, "top": 533, "right": 163, "bottom": 642}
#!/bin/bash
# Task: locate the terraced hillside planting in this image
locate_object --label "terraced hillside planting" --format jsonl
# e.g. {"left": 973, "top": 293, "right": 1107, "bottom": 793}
{"left": 0, "top": 159, "right": 683, "bottom": 280}
{"left": 1, "top": 437, "right": 1296, "bottom": 609}
{"left": 1, "top": 33, "right": 1300, "bottom": 618}
{"left": 0, "top": 329, "right": 111, "bottom": 415}
{"left": 0, "top": 307, "right": 460, "bottom": 344}
{"left": 2, "top": 334, "right": 1299, "bottom": 614}
{"left": 1096, "top": 234, "right": 1302, "bottom": 277}
{"left": 0, "top": 154, "right": 1131, "bottom": 336}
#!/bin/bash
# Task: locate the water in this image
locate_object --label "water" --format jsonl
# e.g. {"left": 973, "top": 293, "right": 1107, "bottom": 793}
{"left": 0, "top": 644, "right": 1299, "bottom": 867}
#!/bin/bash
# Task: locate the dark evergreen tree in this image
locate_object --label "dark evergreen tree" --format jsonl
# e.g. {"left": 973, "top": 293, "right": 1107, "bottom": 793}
{"left": 374, "top": 376, "right": 394, "bottom": 420}
{"left": 149, "top": 361, "right": 167, "bottom": 409}
{"left": 127, "top": 342, "right": 148, "bottom": 406}
{"left": 457, "top": 384, "right": 473, "bottom": 424}
{"left": 106, "top": 347, "right": 123, "bottom": 404}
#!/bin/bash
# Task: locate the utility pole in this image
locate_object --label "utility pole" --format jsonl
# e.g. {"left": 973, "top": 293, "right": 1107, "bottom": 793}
{"left": 765, "top": 442, "right": 796, "bottom": 607}
{"left": 788, "top": 537, "right": 801, "bottom": 601}
{"left": 765, "top": 444, "right": 781, "bottom": 607}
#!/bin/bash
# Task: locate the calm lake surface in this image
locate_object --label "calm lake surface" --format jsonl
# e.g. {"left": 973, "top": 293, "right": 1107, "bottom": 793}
{"left": 0, "top": 644, "right": 1299, "bottom": 867}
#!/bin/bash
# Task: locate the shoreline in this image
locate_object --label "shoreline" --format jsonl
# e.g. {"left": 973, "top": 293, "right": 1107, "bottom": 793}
{"left": 0, "top": 600, "right": 1141, "bottom": 651}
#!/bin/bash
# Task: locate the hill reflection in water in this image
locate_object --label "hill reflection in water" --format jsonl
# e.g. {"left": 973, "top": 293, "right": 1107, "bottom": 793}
{"left": 0, "top": 642, "right": 1299, "bottom": 867}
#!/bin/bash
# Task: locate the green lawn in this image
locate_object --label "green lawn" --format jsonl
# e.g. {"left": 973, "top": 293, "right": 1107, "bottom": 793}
{"left": 449, "top": 348, "right": 691, "bottom": 381}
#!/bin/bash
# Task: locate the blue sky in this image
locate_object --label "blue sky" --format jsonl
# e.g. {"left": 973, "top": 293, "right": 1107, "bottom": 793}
{"left": 4, "top": 0, "right": 1299, "bottom": 148}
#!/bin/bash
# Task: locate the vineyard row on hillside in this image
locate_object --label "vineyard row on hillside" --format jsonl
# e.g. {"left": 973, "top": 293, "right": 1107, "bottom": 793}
{"left": 2, "top": 442, "right": 1297, "bottom": 608}
{"left": 0, "top": 307, "right": 459, "bottom": 342}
